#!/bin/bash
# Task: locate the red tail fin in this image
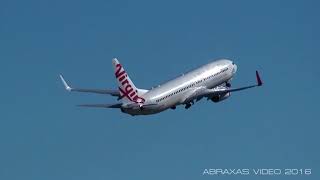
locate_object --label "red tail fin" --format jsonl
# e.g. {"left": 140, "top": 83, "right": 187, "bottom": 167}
{"left": 112, "top": 58, "right": 145, "bottom": 104}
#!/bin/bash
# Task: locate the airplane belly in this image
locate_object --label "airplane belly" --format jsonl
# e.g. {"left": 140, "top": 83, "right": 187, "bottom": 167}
{"left": 122, "top": 104, "right": 166, "bottom": 115}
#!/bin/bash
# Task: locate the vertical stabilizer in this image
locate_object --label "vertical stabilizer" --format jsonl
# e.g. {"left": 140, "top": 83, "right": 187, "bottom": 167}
{"left": 112, "top": 58, "right": 146, "bottom": 104}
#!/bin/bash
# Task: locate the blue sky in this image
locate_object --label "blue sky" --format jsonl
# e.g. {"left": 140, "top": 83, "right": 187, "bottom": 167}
{"left": 0, "top": 0, "right": 319, "bottom": 179}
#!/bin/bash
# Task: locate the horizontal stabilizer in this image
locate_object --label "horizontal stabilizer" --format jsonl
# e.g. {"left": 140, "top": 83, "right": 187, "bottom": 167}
{"left": 77, "top": 103, "right": 122, "bottom": 108}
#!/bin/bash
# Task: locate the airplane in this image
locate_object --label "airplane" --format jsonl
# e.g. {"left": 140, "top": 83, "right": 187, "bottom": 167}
{"left": 59, "top": 58, "right": 263, "bottom": 116}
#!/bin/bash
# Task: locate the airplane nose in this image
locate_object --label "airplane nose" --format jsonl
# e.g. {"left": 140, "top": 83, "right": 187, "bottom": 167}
{"left": 232, "top": 64, "right": 237, "bottom": 74}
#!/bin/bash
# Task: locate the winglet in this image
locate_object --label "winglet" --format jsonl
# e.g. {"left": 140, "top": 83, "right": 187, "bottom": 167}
{"left": 59, "top": 74, "right": 72, "bottom": 91}
{"left": 256, "top": 71, "right": 263, "bottom": 86}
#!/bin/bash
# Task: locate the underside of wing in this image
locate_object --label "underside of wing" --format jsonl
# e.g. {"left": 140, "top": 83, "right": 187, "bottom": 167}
{"left": 77, "top": 103, "right": 122, "bottom": 108}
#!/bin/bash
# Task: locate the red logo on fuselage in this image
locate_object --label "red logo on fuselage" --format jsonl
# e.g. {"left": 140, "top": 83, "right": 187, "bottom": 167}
{"left": 115, "top": 64, "right": 145, "bottom": 103}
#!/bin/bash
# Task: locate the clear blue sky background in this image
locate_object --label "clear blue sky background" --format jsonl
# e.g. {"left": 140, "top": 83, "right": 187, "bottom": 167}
{"left": 1, "top": 0, "right": 319, "bottom": 179}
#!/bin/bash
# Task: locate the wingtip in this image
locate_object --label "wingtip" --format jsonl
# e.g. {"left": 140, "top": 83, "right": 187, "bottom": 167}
{"left": 59, "top": 74, "right": 72, "bottom": 91}
{"left": 256, "top": 71, "right": 263, "bottom": 86}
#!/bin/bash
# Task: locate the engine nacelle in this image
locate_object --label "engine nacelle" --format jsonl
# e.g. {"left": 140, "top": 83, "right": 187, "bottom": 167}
{"left": 211, "top": 92, "right": 231, "bottom": 103}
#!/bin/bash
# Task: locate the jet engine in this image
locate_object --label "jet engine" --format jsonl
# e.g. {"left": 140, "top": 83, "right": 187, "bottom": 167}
{"left": 211, "top": 92, "right": 231, "bottom": 103}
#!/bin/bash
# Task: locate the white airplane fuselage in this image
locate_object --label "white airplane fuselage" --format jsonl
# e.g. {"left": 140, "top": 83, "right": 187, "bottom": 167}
{"left": 122, "top": 59, "right": 237, "bottom": 115}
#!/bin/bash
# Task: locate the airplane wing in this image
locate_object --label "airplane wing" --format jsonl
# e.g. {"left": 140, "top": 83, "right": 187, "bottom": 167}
{"left": 77, "top": 103, "right": 122, "bottom": 108}
{"left": 59, "top": 75, "right": 120, "bottom": 97}
{"left": 180, "top": 86, "right": 211, "bottom": 104}
{"left": 209, "top": 71, "right": 263, "bottom": 95}
{"left": 181, "top": 71, "right": 263, "bottom": 103}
